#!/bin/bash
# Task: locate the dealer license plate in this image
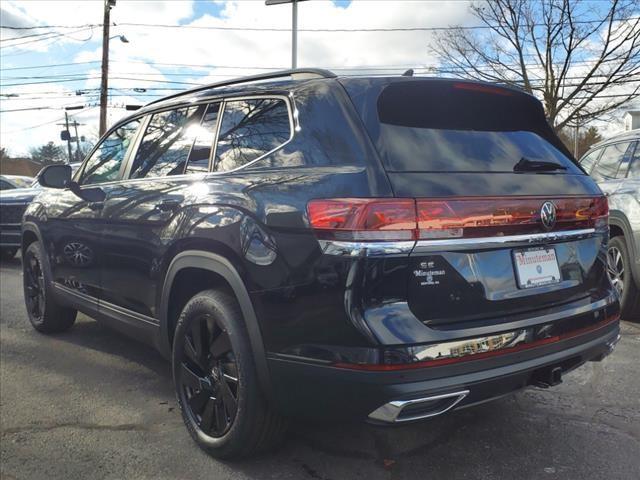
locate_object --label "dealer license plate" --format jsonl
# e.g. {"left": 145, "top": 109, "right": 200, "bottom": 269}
{"left": 513, "top": 247, "right": 561, "bottom": 289}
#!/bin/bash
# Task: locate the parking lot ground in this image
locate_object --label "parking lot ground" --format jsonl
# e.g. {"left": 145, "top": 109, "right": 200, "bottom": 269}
{"left": 1, "top": 254, "right": 639, "bottom": 480}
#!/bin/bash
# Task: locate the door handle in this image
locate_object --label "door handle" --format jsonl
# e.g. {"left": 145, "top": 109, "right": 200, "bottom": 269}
{"left": 87, "top": 201, "right": 104, "bottom": 211}
{"left": 155, "top": 199, "right": 182, "bottom": 212}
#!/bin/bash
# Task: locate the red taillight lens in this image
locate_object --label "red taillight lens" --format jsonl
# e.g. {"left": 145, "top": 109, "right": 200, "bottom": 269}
{"left": 307, "top": 196, "right": 607, "bottom": 242}
{"left": 307, "top": 199, "right": 416, "bottom": 241}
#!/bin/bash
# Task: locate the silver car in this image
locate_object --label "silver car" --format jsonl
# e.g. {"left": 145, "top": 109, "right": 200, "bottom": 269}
{"left": 579, "top": 130, "right": 640, "bottom": 319}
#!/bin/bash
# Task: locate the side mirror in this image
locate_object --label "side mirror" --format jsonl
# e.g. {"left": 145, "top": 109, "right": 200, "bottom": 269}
{"left": 38, "top": 164, "right": 71, "bottom": 189}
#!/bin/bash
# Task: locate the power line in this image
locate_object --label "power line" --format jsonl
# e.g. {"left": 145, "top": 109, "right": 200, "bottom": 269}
{"left": 2, "top": 16, "right": 637, "bottom": 32}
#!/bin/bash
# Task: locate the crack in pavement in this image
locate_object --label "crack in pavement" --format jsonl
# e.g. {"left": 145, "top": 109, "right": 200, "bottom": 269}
{"left": 1, "top": 422, "right": 149, "bottom": 436}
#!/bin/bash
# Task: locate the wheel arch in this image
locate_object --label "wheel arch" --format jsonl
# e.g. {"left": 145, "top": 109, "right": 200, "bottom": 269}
{"left": 159, "top": 250, "right": 274, "bottom": 402}
{"left": 609, "top": 210, "right": 640, "bottom": 284}
{"left": 21, "top": 222, "right": 44, "bottom": 251}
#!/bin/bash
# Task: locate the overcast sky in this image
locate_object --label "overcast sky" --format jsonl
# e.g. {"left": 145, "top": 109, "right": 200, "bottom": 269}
{"left": 0, "top": 0, "right": 637, "bottom": 157}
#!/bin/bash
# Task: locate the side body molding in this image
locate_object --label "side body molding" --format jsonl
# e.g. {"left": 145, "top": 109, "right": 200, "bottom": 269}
{"left": 159, "top": 250, "right": 274, "bottom": 402}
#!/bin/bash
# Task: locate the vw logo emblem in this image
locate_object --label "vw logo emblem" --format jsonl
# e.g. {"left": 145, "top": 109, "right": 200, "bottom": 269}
{"left": 540, "top": 201, "right": 557, "bottom": 230}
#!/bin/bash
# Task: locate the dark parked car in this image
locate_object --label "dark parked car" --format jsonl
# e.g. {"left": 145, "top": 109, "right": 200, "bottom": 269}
{"left": 1, "top": 164, "right": 80, "bottom": 259}
{"left": 21, "top": 69, "right": 620, "bottom": 459}
{"left": 579, "top": 130, "right": 640, "bottom": 319}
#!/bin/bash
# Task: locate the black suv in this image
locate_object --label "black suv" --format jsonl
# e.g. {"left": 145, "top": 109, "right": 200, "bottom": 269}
{"left": 22, "top": 69, "right": 620, "bottom": 459}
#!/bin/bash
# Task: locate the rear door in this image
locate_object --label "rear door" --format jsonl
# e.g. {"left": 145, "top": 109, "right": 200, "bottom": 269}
{"left": 97, "top": 103, "right": 218, "bottom": 319}
{"left": 342, "top": 78, "right": 609, "bottom": 327}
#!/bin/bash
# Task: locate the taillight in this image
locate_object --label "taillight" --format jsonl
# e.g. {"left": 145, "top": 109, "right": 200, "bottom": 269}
{"left": 306, "top": 199, "right": 417, "bottom": 241}
{"left": 307, "top": 196, "right": 607, "bottom": 241}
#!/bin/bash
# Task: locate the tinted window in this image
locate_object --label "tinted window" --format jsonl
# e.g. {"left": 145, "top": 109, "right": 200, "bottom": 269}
{"left": 185, "top": 103, "right": 220, "bottom": 174}
{"left": 373, "top": 80, "right": 580, "bottom": 173}
{"left": 214, "top": 98, "right": 290, "bottom": 172}
{"left": 0, "top": 179, "right": 13, "bottom": 190}
{"left": 80, "top": 118, "right": 141, "bottom": 185}
{"left": 130, "top": 106, "right": 203, "bottom": 179}
{"left": 579, "top": 149, "right": 601, "bottom": 174}
{"left": 591, "top": 142, "right": 630, "bottom": 181}
{"left": 377, "top": 127, "right": 579, "bottom": 173}
{"left": 629, "top": 142, "right": 640, "bottom": 179}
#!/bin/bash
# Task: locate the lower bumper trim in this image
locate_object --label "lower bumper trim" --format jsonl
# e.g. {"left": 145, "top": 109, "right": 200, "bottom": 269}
{"left": 368, "top": 390, "right": 469, "bottom": 423}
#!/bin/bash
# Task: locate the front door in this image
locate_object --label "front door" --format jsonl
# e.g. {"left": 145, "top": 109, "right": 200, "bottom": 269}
{"left": 42, "top": 117, "right": 143, "bottom": 302}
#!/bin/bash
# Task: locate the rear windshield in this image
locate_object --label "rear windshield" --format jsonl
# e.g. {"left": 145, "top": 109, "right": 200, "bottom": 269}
{"left": 370, "top": 80, "right": 581, "bottom": 173}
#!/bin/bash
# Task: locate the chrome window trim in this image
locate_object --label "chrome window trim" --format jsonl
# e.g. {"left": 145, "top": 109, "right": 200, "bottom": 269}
{"left": 95, "top": 94, "right": 296, "bottom": 185}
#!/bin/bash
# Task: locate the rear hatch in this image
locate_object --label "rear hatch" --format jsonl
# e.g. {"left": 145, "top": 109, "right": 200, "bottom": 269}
{"left": 340, "top": 78, "right": 609, "bottom": 328}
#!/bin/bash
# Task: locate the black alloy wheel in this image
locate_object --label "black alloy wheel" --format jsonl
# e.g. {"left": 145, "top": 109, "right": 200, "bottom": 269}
{"left": 22, "top": 241, "right": 76, "bottom": 333}
{"left": 173, "top": 289, "right": 287, "bottom": 458}
{"left": 24, "top": 249, "right": 46, "bottom": 322}
{"left": 178, "top": 314, "right": 239, "bottom": 438}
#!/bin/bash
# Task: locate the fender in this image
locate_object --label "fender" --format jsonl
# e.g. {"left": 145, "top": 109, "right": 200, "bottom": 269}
{"left": 21, "top": 221, "right": 45, "bottom": 251}
{"left": 609, "top": 210, "right": 640, "bottom": 284}
{"left": 159, "top": 250, "right": 274, "bottom": 402}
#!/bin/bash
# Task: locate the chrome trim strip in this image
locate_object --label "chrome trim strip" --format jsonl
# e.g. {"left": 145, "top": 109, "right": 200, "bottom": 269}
{"left": 368, "top": 390, "right": 470, "bottom": 423}
{"left": 318, "top": 240, "right": 416, "bottom": 257}
{"left": 413, "top": 228, "right": 596, "bottom": 253}
{"left": 53, "top": 283, "right": 158, "bottom": 326}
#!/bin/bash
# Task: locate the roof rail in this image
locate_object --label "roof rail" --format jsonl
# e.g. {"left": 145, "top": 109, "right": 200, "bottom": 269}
{"left": 146, "top": 68, "right": 336, "bottom": 106}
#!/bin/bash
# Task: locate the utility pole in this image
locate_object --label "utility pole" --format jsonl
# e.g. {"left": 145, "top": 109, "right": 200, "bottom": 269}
{"left": 265, "top": 0, "right": 308, "bottom": 69}
{"left": 99, "top": 0, "right": 115, "bottom": 137}
{"left": 72, "top": 120, "right": 82, "bottom": 161}
{"left": 64, "top": 111, "right": 73, "bottom": 163}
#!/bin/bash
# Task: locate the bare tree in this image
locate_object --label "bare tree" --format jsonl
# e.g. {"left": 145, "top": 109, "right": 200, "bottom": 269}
{"left": 432, "top": 0, "right": 640, "bottom": 131}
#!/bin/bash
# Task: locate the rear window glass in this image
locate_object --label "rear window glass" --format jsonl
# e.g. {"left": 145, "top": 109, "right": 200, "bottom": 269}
{"left": 374, "top": 81, "right": 580, "bottom": 173}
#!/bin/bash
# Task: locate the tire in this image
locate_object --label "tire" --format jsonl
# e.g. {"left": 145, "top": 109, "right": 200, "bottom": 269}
{"left": 607, "top": 235, "right": 640, "bottom": 320}
{"left": 22, "top": 241, "right": 77, "bottom": 333}
{"left": 1, "top": 248, "right": 17, "bottom": 260}
{"left": 172, "top": 289, "right": 287, "bottom": 459}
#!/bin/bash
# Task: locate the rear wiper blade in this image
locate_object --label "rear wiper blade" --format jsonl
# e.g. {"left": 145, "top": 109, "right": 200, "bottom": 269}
{"left": 514, "top": 157, "right": 567, "bottom": 172}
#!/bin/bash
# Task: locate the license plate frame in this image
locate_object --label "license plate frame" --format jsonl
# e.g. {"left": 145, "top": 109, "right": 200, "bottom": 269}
{"left": 513, "top": 247, "right": 561, "bottom": 289}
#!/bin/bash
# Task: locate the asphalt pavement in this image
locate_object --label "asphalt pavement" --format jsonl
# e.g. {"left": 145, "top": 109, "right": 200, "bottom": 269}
{"left": 1, "top": 253, "right": 639, "bottom": 480}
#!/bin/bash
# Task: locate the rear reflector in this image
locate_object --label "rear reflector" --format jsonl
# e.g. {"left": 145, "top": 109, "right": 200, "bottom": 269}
{"left": 307, "top": 196, "right": 608, "bottom": 241}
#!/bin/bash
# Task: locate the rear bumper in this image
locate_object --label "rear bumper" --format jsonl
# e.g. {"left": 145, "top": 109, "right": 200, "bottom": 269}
{"left": 267, "top": 318, "right": 619, "bottom": 423}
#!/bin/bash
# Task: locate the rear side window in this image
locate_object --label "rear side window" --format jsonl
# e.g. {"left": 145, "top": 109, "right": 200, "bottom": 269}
{"left": 214, "top": 98, "right": 291, "bottom": 172}
{"left": 130, "top": 106, "right": 203, "bottom": 179}
{"left": 591, "top": 142, "right": 630, "bottom": 181}
{"left": 579, "top": 149, "right": 601, "bottom": 174}
{"left": 372, "top": 81, "right": 580, "bottom": 174}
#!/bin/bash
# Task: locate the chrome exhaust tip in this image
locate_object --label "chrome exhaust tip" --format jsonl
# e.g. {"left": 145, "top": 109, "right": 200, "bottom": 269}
{"left": 368, "top": 390, "right": 470, "bottom": 423}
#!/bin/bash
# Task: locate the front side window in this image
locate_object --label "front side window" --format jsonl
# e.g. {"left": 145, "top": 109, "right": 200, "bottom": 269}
{"left": 592, "top": 142, "right": 631, "bottom": 181}
{"left": 214, "top": 98, "right": 291, "bottom": 172}
{"left": 80, "top": 118, "right": 141, "bottom": 185}
{"left": 129, "top": 106, "right": 203, "bottom": 179}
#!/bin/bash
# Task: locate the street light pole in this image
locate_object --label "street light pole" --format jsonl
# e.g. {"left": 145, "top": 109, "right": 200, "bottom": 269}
{"left": 265, "top": 0, "right": 307, "bottom": 69}
{"left": 291, "top": 0, "right": 298, "bottom": 69}
{"left": 99, "top": 0, "right": 115, "bottom": 137}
